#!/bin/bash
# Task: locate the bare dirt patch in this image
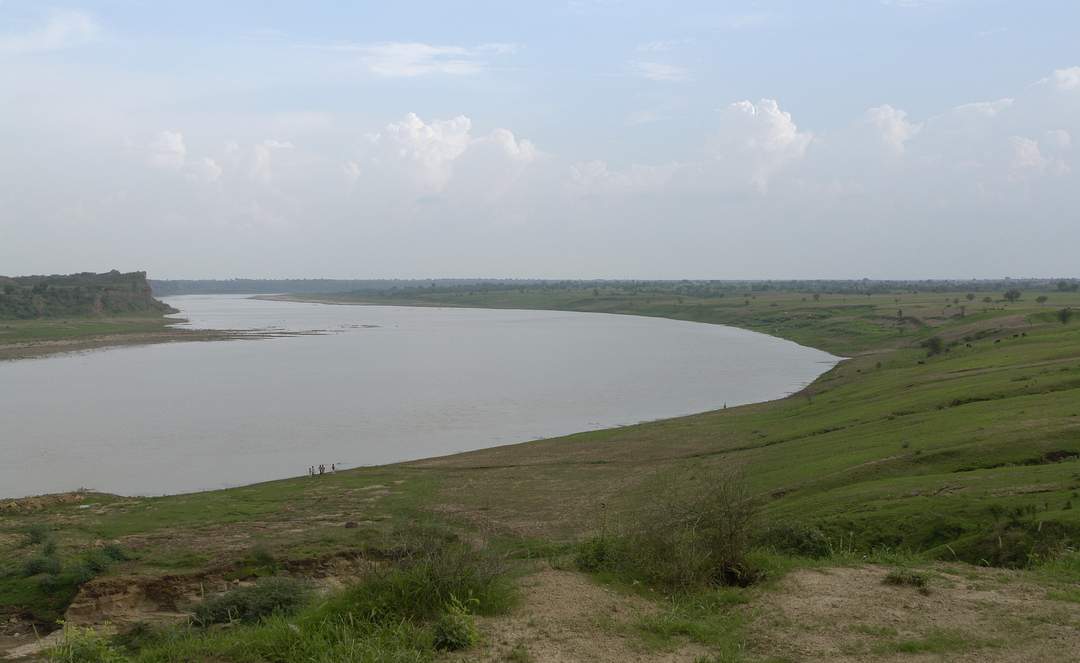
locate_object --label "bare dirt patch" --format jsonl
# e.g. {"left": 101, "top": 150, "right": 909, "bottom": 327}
{"left": 750, "top": 564, "right": 1080, "bottom": 662}
{"left": 454, "top": 565, "right": 709, "bottom": 663}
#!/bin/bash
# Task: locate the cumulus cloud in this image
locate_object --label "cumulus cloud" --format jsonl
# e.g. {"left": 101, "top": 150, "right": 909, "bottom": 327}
{"left": 864, "top": 105, "right": 921, "bottom": 153}
{"left": 0, "top": 9, "right": 100, "bottom": 54}
{"left": 5, "top": 58, "right": 1080, "bottom": 278}
{"left": 711, "top": 99, "right": 812, "bottom": 191}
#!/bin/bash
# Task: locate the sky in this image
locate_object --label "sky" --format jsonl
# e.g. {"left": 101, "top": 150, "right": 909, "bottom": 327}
{"left": 1, "top": 0, "right": 1078, "bottom": 280}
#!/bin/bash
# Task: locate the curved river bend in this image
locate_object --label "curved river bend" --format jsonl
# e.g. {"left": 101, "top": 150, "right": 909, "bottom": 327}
{"left": 0, "top": 296, "right": 838, "bottom": 497}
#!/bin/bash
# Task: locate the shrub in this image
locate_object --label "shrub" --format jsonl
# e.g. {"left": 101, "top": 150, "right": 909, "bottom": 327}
{"left": 25, "top": 523, "right": 51, "bottom": 546}
{"left": 46, "top": 624, "right": 129, "bottom": 663}
{"left": 192, "top": 577, "right": 311, "bottom": 626}
{"left": 101, "top": 544, "right": 129, "bottom": 562}
{"left": 312, "top": 540, "right": 513, "bottom": 625}
{"left": 922, "top": 336, "right": 944, "bottom": 356}
{"left": 574, "top": 535, "right": 616, "bottom": 572}
{"left": 576, "top": 467, "right": 759, "bottom": 592}
{"left": 432, "top": 595, "right": 479, "bottom": 651}
{"left": 756, "top": 523, "right": 831, "bottom": 558}
{"left": 23, "top": 554, "right": 62, "bottom": 577}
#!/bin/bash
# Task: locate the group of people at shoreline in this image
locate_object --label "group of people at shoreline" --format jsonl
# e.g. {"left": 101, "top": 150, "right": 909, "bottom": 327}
{"left": 308, "top": 463, "right": 336, "bottom": 476}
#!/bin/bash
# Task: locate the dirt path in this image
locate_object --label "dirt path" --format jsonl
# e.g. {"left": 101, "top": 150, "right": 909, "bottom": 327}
{"left": 456, "top": 565, "right": 709, "bottom": 663}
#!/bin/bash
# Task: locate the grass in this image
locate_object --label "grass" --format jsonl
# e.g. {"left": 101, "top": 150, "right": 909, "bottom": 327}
{"left": 870, "top": 628, "right": 1001, "bottom": 655}
{"left": 0, "top": 314, "right": 174, "bottom": 344}
{"left": 6, "top": 283, "right": 1080, "bottom": 659}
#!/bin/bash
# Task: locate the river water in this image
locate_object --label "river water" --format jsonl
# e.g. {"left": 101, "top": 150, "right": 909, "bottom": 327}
{"left": 0, "top": 295, "right": 838, "bottom": 497}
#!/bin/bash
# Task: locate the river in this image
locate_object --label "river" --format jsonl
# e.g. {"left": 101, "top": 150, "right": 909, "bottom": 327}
{"left": 0, "top": 295, "right": 838, "bottom": 497}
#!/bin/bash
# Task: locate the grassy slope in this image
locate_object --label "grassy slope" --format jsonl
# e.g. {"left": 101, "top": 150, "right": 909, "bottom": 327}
{"left": 3, "top": 287, "right": 1080, "bottom": 629}
{"left": 305, "top": 287, "right": 1080, "bottom": 558}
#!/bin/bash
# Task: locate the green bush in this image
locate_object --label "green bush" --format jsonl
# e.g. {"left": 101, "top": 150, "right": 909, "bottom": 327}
{"left": 24, "top": 523, "right": 51, "bottom": 546}
{"left": 574, "top": 535, "right": 615, "bottom": 572}
{"left": 432, "top": 596, "right": 479, "bottom": 651}
{"left": 101, "top": 544, "right": 129, "bottom": 562}
{"left": 312, "top": 540, "right": 513, "bottom": 626}
{"left": 756, "top": 523, "right": 831, "bottom": 558}
{"left": 23, "top": 554, "right": 62, "bottom": 577}
{"left": 576, "top": 467, "right": 759, "bottom": 592}
{"left": 192, "top": 577, "right": 311, "bottom": 626}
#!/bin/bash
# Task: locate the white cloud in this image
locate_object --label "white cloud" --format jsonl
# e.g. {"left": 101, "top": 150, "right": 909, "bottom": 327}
{"left": 633, "top": 61, "right": 690, "bottom": 82}
{"left": 0, "top": 10, "right": 100, "bottom": 54}
{"left": 148, "top": 131, "right": 187, "bottom": 169}
{"left": 360, "top": 113, "right": 537, "bottom": 199}
{"left": 712, "top": 99, "right": 812, "bottom": 191}
{"left": 1044, "top": 66, "right": 1080, "bottom": 91}
{"left": 864, "top": 105, "right": 921, "bottom": 153}
{"left": 317, "top": 41, "right": 515, "bottom": 77}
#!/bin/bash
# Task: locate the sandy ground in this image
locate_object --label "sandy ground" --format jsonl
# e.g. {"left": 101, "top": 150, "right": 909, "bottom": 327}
{"left": 749, "top": 564, "right": 1080, "bottom": 662}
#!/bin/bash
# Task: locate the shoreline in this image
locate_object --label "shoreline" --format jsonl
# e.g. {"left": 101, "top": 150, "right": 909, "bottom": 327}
{"left": 1, "top": 294, "right": 844, "bottom": 501}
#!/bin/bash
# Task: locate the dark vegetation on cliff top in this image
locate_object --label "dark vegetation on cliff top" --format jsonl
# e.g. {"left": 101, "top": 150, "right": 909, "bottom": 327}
{"left": 0, "top": 271, "right": 173, "bottom": 320}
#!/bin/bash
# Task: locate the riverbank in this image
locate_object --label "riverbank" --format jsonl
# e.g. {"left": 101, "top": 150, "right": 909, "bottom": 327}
{"left": 3, "top": 285, "right": 1080, "bottom": 661}
{"left": 0, "top": 314, "right": 326, "bottom": 362}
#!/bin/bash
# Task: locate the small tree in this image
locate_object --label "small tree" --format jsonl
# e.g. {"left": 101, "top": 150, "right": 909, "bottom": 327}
{"left": 1058, "top": 308, "right": 1073, "bottom": 325}
{"left": 923, "top": 336, "right": 944, "bottom": 356}
{"left": 1036, "top": 295, "right": 1049, "bottom": 306}
{"left": 966, "top": 293, "right": 975, "bottom": 302}
{"left": 982, "top": 296, "right": 993, "bottom": 304}
{"left": 1003, "top": 289, "right": 1022, "bottom": 303}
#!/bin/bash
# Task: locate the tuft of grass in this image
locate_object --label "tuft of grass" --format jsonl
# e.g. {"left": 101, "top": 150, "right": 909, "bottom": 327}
{"left": 505, "top": 642, "right": 533, "bottom": 662}
{"left": 883, "top": 568, "right": 929, "bottom": 593}
{"left": 635, "top": 588, "right": 748, "bottom": 658}
{"left": 46, "top": 624, "right": 129, "bottom": 663}
{"left": 432, "top": 595, "right": 479, "bottom": 651}
{"left": 192, "top": 577, "right": 311, "bottom": 626}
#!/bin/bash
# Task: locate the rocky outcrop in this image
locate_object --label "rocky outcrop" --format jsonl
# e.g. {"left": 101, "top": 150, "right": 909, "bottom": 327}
{"left": 0, "top": 270, "right": 175, "bottom": 319}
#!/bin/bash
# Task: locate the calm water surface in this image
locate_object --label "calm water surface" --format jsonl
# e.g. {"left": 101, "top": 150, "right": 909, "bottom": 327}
{"left": 0, "top": 296, "right": 838, "bottom": 497}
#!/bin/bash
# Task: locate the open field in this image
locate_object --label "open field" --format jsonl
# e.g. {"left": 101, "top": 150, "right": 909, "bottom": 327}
{"left": 3, "top": 284, "right": 1080, "bottom": 661}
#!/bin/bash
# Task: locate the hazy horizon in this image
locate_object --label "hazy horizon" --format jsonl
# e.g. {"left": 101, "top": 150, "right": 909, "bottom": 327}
{"left": 3, "top": 1, "right": 1079, "bottom": 280}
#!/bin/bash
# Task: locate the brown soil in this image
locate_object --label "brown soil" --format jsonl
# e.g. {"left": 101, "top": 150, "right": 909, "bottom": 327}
{"left": 453, "top": 565, "right": 710, "bottom": 663}
{"left": 750, "top": 564, "right": 1080, "bottom": 662}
